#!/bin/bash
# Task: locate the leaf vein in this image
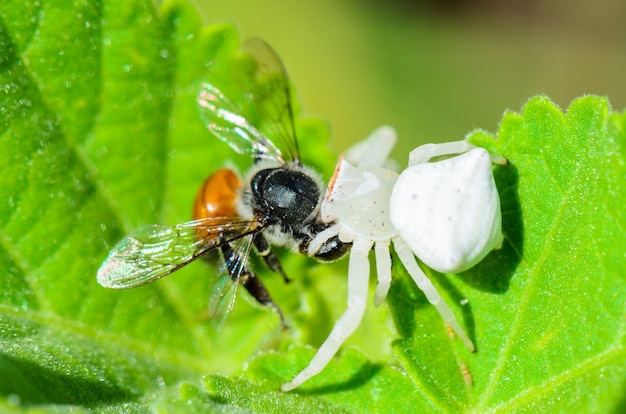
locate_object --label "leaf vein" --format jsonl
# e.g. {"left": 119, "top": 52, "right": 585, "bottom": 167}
{"left": 489, "top": 343, "right": 625, "bottom": 412}
{"left": 478, "top": 157, "right": 586, "bottom": 406}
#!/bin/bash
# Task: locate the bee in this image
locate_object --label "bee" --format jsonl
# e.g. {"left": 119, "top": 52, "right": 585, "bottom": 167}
{"left": 97, "top": 38, "right": 350, "bottom": 327}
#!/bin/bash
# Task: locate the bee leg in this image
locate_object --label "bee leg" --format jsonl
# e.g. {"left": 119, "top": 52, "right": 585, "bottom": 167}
{"left": 242, "top": 274, "right": 288, "bottom": 329}
{"left": 219, "top": 238, "right": 287, "bottom": 328}
{"left": 253, "top": 233, "right": 291, "bottom": 284}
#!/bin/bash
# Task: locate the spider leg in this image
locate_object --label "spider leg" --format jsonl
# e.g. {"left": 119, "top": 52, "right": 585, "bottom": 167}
{"left": 373, "top": 239, "right": 392, "bottom": 306}
{"left": 281, "top": 237, "right": 373, "bottom": 391}
{"left": 409, "top": 141, "right": 476, "bottom": 165}
{"left": 306, "top": 223, "right": 341, "bottom": 259}
{"left": 409, "top": 141, "right": 507, "bottom": 165}
{"left": 393, "top": 237, "right": 475, "bottom": 351}
{"left": 345, "top": 125, "right": 397, "bottom": 168}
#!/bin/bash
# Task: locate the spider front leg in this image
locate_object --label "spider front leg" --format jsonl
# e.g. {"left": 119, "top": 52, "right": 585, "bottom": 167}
{"left": 393, "top": 237, "right": 475, "bottom": 351}
{"left": 345, "top": 125, "right": 397, "bottom": 168}
{"left": 409, "top": 141, "right": 507, "bottom": 165}
{"left": 281, "top": 237, "right": 373, "bottom": 391}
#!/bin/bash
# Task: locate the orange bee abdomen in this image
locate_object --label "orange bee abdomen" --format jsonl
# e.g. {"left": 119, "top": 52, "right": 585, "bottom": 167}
{"left": 193, "top": 168, "right": 243, "bottom": 222}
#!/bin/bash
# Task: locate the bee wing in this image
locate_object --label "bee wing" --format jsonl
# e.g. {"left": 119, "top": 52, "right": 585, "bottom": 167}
{"left": 243, "top": 37, "right": 300, "bottom": 163}
{"left": 197, "top": 38, "right": 300, "bottom": 164}
{"left": 208, "top": 233, "right": 255, "bottom": 327}
{"left": 197, "top": 83, "right": 284, "bottom": 162}
{"left": 97, "top": 219, "right": 258, "bottom": 289}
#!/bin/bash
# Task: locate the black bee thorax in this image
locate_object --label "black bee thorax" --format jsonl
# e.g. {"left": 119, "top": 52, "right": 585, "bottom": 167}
{"left": 250, "top": 167, "right": 321, "bottom": 226}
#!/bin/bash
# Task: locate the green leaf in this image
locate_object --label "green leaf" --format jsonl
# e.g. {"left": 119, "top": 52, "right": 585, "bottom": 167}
{"left": 1, "top": 0, "right": 625, "bottom": 413}
{"left": 0, "top": 0, "right": 293, "bottom": 411}
{"left": 202, "top": 346, "right": 428, "bottom": 414}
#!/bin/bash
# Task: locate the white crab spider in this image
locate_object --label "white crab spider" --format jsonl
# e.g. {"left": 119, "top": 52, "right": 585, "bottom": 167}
{"left": 281, "top": 126, "right": 506, "bottom": 391}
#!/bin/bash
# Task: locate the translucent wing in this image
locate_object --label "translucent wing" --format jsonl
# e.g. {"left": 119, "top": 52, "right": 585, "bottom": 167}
{"left": 197, "top": 83, "right": 284, "bottom": 162}
{"left": 244, "top": 37, "right": 300, "bottom": 162}
{"left": 97, "top": 218, "right": 258, "bottom": 289}
{"left": 196, "top": 38, "right": 300, "bottom": 164}
{"left": 208, "top": 233, "right": 255, "bottom": 327}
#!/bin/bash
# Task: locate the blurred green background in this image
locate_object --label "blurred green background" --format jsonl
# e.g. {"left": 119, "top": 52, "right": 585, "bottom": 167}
{"left": 174, "top": 0, "right": 626, "bottom": 159}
